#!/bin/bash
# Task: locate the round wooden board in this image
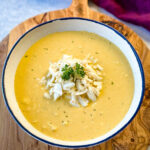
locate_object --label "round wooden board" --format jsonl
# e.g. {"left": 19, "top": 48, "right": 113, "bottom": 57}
{"left": 0, "top": 0, "right": 150, "bottom": 149}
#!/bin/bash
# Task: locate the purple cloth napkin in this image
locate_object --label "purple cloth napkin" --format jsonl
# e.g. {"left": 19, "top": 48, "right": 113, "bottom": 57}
{"left": 93, "top": 0, "right": 150, "bottom": 31}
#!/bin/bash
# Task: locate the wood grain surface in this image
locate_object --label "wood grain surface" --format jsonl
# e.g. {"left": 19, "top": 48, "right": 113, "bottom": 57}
{"left": 0, "top": 0, "right": 150, "bottom": 149}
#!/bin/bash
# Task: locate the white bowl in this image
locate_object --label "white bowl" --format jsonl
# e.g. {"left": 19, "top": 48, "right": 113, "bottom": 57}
{"left": 2, "top": 18, "right": 145, "bottom": 148}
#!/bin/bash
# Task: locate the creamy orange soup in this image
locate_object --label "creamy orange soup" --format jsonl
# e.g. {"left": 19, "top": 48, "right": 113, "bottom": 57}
{"left": 15, "top": 31, "right": 134, "bottom": 141}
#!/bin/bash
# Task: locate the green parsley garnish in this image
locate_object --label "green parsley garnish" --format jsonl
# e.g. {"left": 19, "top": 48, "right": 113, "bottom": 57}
{"left": 75, "top": 63, "right": 85, "bottom": 77}
{"left": 61, "top": 63, "right": 85, "bottom": 80}
{"left": 111, "top": 81, "right": 114, "bottom": 85}
{"left": 43, "top": 48, "right": 48, "bottom": 50}
{"left": 24, "top": 55, "right": 28, "bottom": 58}
{"left": 61, "top": 64, "right": 74, "bottom": 80}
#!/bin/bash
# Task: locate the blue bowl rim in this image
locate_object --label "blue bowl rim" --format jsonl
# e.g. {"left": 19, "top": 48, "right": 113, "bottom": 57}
{"left": 1, "top": 17, "right": 145, "bottom": 148}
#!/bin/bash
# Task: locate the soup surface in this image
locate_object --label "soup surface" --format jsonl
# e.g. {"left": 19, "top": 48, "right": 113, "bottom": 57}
{"left": 15, "top": 31, "right": 134, "bottom": 141}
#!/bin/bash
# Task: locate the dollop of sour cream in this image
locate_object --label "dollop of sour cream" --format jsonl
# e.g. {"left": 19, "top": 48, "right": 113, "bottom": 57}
{"left": 40, "top": 55, "right": 103, "bottom": 107}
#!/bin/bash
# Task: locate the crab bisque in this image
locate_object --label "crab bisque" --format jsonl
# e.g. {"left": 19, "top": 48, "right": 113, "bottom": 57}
{"left": 14, "top": 31, "right": 134, "bottom": 141}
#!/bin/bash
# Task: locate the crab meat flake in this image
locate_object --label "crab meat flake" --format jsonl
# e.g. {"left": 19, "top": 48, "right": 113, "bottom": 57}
{"left": 41, "top": 54, "right": 103, "bottom": 107}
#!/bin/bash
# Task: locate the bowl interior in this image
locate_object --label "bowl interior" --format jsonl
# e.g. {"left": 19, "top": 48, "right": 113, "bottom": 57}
{"left": 2, "top": 18, "right": 144, "bottom": 148}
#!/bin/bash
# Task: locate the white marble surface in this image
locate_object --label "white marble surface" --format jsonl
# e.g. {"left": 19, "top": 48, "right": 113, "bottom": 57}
{"left": 0, "top": 0, "right": 71, "bottom": 41}
{"left": 0, "top": 0, "right": 150, "bottom": 50}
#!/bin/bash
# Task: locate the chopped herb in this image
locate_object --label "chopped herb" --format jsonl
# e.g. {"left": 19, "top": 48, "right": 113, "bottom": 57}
{"left": 61, "top": 63, "right": 85, "bottom": 80}
{"left": 121, "top": 102, "right": 124, "bottom": 105}
{"left": 24, "top": 55, "right": 28, "bottom": 58}
{"left": 93, "top": 109, "right": 96, "bottom": 111}
{"left": 72, "top": 41, "right": 74, "bottom": 43}
{"left": 61, "top": 64, "right": 74, "bottom": 80}
{"left": 31, "top": 69, "right": 34, "bottom": 71}
{"left": 111, "top": 81, "right": 114, "bottom": 85}
{"left": 43, "top": 48, "right": 48, "bottom": 50}
{"left": 95, "top": 52, "right": 99, "bottom": 54}
{"left": 99, "top": 113, "right": 102, "bottom": 116}
{"left": 63, "top": 111, "right": 66, "bottom": 113}
{"left": 75, "top": 63, "right": 85, "bottom": 77}
{"left": 90, "top": 113, "right": 93, "bottom": 117}
{"left": 90, "top": 37, "right": 94, "bottom": 40}
{"left": 65, "top": 115, "right": 68, "bottom": 118}
{"left": 109, "top": 42, "right": 112, "bottom": 45}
